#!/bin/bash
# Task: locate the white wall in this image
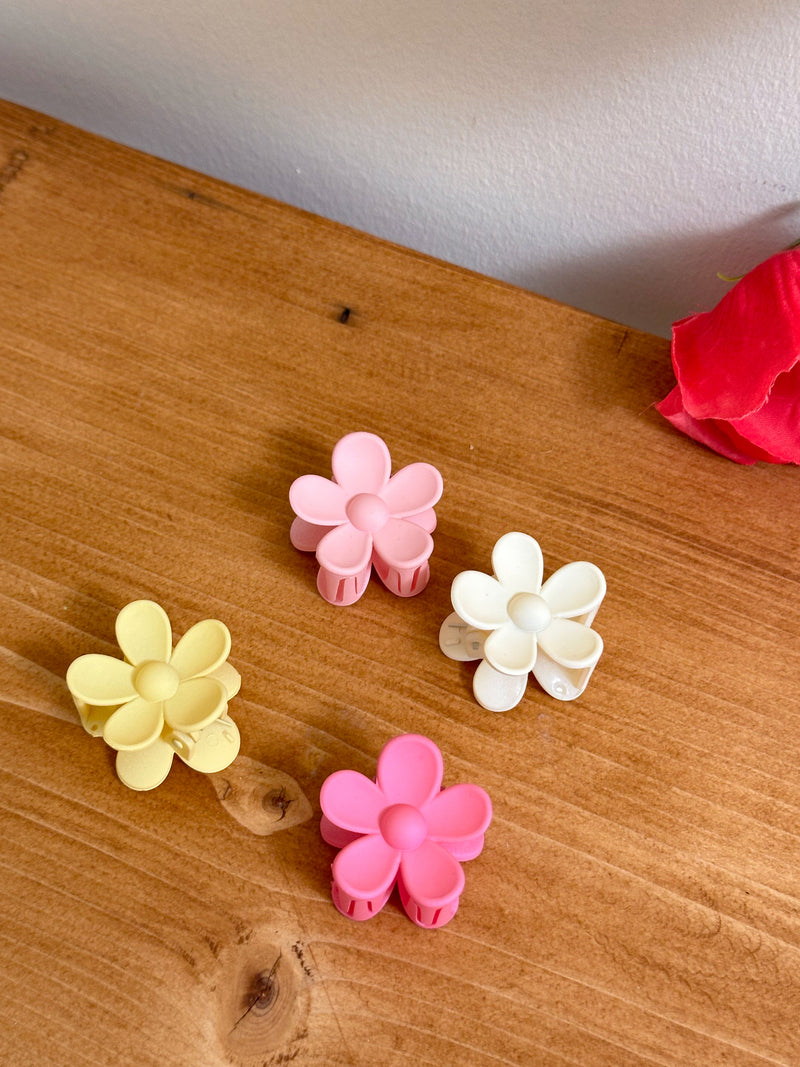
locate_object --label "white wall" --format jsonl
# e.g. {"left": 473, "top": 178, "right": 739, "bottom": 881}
{"left": 1, "top": 0, "right": 798, "bottom": 336}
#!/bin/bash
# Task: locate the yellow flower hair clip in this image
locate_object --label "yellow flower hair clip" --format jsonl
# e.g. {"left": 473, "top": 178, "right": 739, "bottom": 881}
{"left": 67, "top": 600, "right": 241, "bottom": 791}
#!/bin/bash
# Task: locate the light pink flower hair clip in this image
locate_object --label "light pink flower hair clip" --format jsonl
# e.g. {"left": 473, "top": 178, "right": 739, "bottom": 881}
{"left": 289, "top": 432, "right": 443, "bottom": 605}
{"left": 320, "top": 734, "right": 492, "bottom": 928}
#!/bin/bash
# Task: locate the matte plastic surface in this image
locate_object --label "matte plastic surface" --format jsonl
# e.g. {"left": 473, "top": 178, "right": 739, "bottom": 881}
{"left": 440, "top": 532, "right": 605, "bottom": 710}
{"left": 66, "top": 600, "right": 241, "bottom": 790}
{"left": 319, "top": 734, "right": 492, "bottom": 928}
{"left": 290, "top": 431, "right": 443, "bottom": 605}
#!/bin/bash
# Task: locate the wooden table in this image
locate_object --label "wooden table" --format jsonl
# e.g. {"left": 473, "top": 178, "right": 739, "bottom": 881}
{"left": 1, "top": 99, "right": 798, "bottom": 1067}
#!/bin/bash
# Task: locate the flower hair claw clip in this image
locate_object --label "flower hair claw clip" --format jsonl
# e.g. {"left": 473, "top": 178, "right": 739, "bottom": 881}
{"left": 440, "top": 532, "right": 606, "bottom": 712}
{"left": 67, "top": 600, "right": 241, "bottom": 791}
{"left": 289, "top": 431, "right": 443, "bottom": 605}
{"left": 320, "top": 734, "right": 492, "bottom": 928}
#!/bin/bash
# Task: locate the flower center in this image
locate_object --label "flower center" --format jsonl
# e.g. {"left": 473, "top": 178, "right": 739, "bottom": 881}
{"left": 132, "top": 660, "right": 180, "bottom": 703}
{"left": 345, "top": 492, "right": 389, "bottom": 532}
{"left": 507, "top": 592, "right": 552, "bottom": 633}
{"left": 378, "top": 803, "right": 427, "bottom": 851}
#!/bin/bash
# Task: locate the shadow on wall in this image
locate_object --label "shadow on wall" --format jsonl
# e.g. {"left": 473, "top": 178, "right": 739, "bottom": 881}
{"left": 524, "top": 203, "right": 800, "bottom": 337}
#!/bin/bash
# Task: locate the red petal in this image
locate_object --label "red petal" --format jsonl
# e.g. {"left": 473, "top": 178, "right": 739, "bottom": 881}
{"left": 725, "top": 361, "right": 800, "bottom": 463}
{"left": 714, "top": 420, "right": 781, "bottom": 464}
{"left": 656, "top": 385, "right": 761, "bottom": 464}
{"left": 671, "top": 250, "right": 800, "bottom": 420}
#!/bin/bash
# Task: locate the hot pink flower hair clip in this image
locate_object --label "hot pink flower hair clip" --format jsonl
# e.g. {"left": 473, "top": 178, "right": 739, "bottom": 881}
{"left": 289, "top": 432, "right": 443, "bottom": 605}
{"left": 320, "top": 734, "right": 492, "bottom": 928}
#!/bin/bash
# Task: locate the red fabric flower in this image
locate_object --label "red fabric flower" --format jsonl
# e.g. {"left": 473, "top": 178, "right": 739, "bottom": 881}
{"left": 657, "top": 249, "right": 800, "bottom": 464}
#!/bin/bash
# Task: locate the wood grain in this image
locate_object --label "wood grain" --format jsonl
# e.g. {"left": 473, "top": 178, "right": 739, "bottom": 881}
{"left": 1, "top": 99, "right": 799, "bottom": 1066}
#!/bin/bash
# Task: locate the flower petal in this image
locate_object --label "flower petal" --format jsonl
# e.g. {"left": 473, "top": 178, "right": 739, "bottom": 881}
{"left": 472, "top": 659, "right": 528, "bottom": 712}
{"left": 438, "top": 834, "right": 487, "bottom": 864}
{"left": 715, "top": 418, "right": 783, "bottom": 464}
{"left": 208, "top": 660, "right": 241, "bottom": 699}
{"left": 377, "top": 734, "right": 442, "bottom": 806}
{"left": 451, "top": 571, "right": 509, "bottom": 630}
{"left": 671, "top": 249, "right": 800, "bottom": 420}
{"left": 380, "top": 462, "right": 443, "bottom": 517}
{"left": 399, "top": 838, "right": 464, "bottom": 908}
{"left": 320, "top": 815, "right": 361, "bottom": 849}
{"left": 164, "top": 676, "right": 227, "bottom": 732}
{"left": 315, "top": 523, "right": 373, "bottom": 576}
{"left": 332, "top": 834, "right": 400, "bottom": 900}
{"left": 484, "top": 622, "right": 537, "bottom": 674}
{"left": 656, "top": 385, "right": 763, "bottom": 464}
{"left": 425, "top": 783, "right": 492, "bottom": 843}
{"left": 491, "top": 532, "right": 543, "bottom": 594}
{"left": 115, "top": 740, "right": 175, "bottom": 791}
{"left": 320, "top": 769, "right": 384, "bottom": 834}
{"left": 115, "top": 600, "right": 172, "bottom": 666}
{"left": 408, "top": 507, "right": 437, "bottom": 533}
{"left": 289, "top": 474, "right": 348, "bottom": 525}
{"left": 289, "top": 515, "right": 332, "bottom": 551}
{"left": 538, "top": 617, "right": 603, "bottom": 669}
{"left": 331, "top": 432, "right": 391, "bottom": 494}
{"left": 66, "top": 654, "right": 136, "bottom": 706}
{"left": 103, "top": 697, "right": 165, "bottom": 751}
{"left": 170, "top": 619, "right": 231, "bottom": 679}
{"left": 372, "top": 517, "right": 433, "bottom": 568}
{"left": 541, "top": 561, "right": 606, "bottom": 624}
{"left": 726, "top": 361, "right": 800, "bottom": 463}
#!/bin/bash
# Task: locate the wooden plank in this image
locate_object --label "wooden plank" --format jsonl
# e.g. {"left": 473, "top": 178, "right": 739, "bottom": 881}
{"left": 0, "top": 99, "right": 798, "bottom": 1066}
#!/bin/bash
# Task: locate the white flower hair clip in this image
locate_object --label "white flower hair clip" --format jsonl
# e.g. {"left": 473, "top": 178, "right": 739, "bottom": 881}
{"left": 439, "top": 532, "right": 606, "bottom": 711}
